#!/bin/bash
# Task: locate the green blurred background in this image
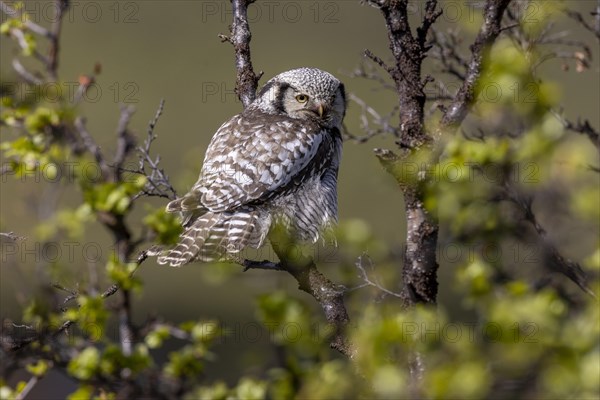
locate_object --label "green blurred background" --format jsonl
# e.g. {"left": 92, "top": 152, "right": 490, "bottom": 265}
{"left": 1, "top": 0, "right": 599, "bottom": 386}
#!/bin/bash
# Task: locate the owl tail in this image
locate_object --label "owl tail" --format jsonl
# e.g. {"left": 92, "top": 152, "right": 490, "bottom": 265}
{"left": 157, "top": 209, "right": 264, "bottom": 267}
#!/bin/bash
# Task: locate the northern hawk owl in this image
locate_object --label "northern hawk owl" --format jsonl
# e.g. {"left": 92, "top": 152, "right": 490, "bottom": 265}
{"left": 158, "top": 68, "right": 346, "bottom": 266}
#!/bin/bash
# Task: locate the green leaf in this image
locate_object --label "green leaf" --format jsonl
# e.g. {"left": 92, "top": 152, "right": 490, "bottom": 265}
{"left": 163, "top": 345, "right": 204, "bottom": 379}
{"left": 234, "top": 378, "right": 267, "bottom": 400}
{"left": 143, "top": 208, "right": 183, "bottom": 245}
{"left": 68, "top": 347, "right": 100, "bottom": 380}
{"left": 67, "top": 385, "right": 94, "bottom": 400}
{"left": 24, "top": 107, "right": 60, "bottom": 134}
{"left": 106, "top": 257, "right": 141, "bottom": 292}
{"left": 145, "top": 325, "right": 170, "bottom": 349}
{"left": 26, "top": 360, "right": 50, "bottom": 377}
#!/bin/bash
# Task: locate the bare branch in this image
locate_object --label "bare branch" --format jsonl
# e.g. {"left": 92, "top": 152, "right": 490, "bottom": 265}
{"left": 564, "top": 7, "right": 600, "bottom": 41}
{"left": 551, "top": 109, "right": 600, "bottom": 155}
{"left": 14, "top": 375, "right": 39, "bottom": 400}
{"left": 131, "top": 100, "right": 178, "bottom": 201}
{"left": 47, "top": 0, "right": 68, "bottom": 81}
{"left": 74, "top": 117, "right": 112, "bottom": 181}
{"left": 344, "top": 93, "right": 399, "bottom": 143}
{"left": 113, "top": 105, "right": 137, "bottom": 181}
{"left": 416, "top": 0, "right": 443, "bottom": 48}
{"left": 355, "top": 254, "right": 402, "bottom": 298}
{"left": 371, "top": 0, "right": 433, "bottom": 148}
{"left": 11, "top": 59, "right": 43, "bottom": 85}
{"left": 429, "top": 28, "right": 469, "bottom": 80}
{"left": 0, "top": 231, "right": 26, "bottom": 241}
{"left": 441, "top": 0, "right": 512, "bottom": 128}
{"left": 364, "top": 49, "right": 394, "bottom": 75}
{"left": 503, "top": 184, "right": 595, "bottom": 298}
{"left": 273, "top": 240, "right": 355, "bottom": 358}
{"left": 226, "top": 0, "right": 262, "bottom": 108}
{"left": 348, "top": 60, "right": 396, "bottom": 91}
{"left": 241, "top": 259, "right": 285, "bottom": 272}
{"left": 235, "top": 247, "right": 355, "bottom": 357}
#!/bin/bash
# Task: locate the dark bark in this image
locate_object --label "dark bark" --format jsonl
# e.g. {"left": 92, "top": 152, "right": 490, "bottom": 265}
{"left": 368, "top": 0, "right": 442, "bottom": 305}
{"left": 229, "top": 0, "right": 262, "bottom": 108}
{"left": 374, "top": 149, "right": 439, "bottom": 305}
{"left": 368, "top": 0, "right": 514, "bottom": 306}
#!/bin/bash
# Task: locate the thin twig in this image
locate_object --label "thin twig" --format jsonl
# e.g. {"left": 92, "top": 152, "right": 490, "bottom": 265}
{"left": 551, "top": 109, "right": 600, "bottom": 155}
{"left": 47, "top": 0, "right": 68, "bottom": 81}
{"left": 113, "top": 105, "right": 137, "bottom": 181}
{"left": 564, "top": 8, "right": 600, "bottom": 41}
{"left": 74, "top": 117, "right": 112, "bottom": 180}
{"left": 355, "top": 254, "right": 402, "bottom": 298}
{"left": 11, "top": 59, "right": 43, "bottom": 85}
{"left": 131, "top": 100, "right": 177, "bottom": 200}
{"left": 344, "top": 93, "right": 399, "bottom": 142}
{"left": 0, "top": 232, "right": 26, "bottom": 241}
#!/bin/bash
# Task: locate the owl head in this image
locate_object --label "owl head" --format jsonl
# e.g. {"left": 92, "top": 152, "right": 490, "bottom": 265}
{"left": 252, "top": 68, "right": 346, "bottom": 128}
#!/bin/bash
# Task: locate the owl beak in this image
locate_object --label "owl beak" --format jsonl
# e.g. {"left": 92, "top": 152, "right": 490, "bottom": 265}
{"left": 312, "top": 103, "right": 325, "bottom": 118}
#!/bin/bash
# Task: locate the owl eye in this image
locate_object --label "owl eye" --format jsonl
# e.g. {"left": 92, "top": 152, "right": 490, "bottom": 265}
{"left": 295, "top": 94, "right": 309, "bottom": 103}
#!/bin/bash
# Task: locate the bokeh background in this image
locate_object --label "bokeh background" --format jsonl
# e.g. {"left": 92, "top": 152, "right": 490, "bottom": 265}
{"left": 1, "top": 0, "right": 599, "bottom": 394}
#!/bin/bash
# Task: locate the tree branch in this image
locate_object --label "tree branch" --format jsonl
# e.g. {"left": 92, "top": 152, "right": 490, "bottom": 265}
{"left": 441, "top": 0, "right": 512, "bottom": 128}
{"left": 47, "top": 0, "right": 68, "bottom": 81}
{"left": 369, "top": 0, "right": 441, "bottom": 148}
{"left": 503, "top": 185, "right": 595, "bottom": 297}
{"left": 365, "top": 0, "right": 444, "bottom": 309}
{"left": 270, "top": 240, "right": 355, "bottom": 358}
{"left": 113, "top": 105, "right": 137, "bottom": 182}
{"left": 373, "top": 148, "right": 439, "bottom": 305}
{"left": 131, "top": 100, "right": 178, "bottom": 200}
{"left": 563, "top": 6, "right": 600, "bottom": 41}
{"left": 226, "top": 0, "right": 262, "bottom": 108}
{"left": 74, "top": 117, "right": 112, "bottom": 181}
{"left": 551, "top": 109, "right": 600, "bottom": 156}
{"left": 0, "top": 231, "right": 26, "bottom": 241}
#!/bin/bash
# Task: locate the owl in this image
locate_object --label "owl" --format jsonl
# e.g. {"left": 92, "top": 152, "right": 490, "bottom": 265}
{"left": 158, "top": 68, "right": 346, "bottom": 267}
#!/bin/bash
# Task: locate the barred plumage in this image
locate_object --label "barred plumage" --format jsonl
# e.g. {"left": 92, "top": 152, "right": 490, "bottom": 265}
{"left": 158, "top": 68, "right": 346, "bottom": 267}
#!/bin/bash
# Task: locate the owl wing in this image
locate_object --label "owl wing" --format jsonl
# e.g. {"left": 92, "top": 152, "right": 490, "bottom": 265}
{"left": 167, "top": 112, "right": 328, "bottom": 214}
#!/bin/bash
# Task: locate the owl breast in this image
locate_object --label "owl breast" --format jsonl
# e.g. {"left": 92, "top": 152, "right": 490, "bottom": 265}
{"left": 264, "top": 129, "right": 342, "bottom": 243}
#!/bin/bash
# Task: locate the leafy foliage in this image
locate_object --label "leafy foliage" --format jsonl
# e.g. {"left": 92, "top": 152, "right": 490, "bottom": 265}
{"left": 1, "top": 1, "right": 598, "bottom": 399}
